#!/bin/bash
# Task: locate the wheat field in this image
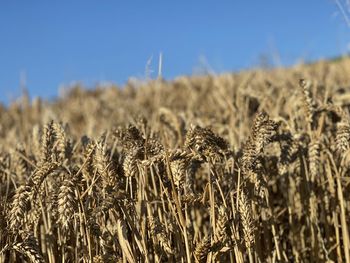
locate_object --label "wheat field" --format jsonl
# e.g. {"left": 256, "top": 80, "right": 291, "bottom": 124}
{"left": 1, "top": 58, "right": 350, "bottom": 262}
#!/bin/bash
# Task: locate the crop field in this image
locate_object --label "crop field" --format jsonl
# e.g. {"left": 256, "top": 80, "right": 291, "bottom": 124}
{"left": 1, "top": 58, "right": 350, "bottom": 262}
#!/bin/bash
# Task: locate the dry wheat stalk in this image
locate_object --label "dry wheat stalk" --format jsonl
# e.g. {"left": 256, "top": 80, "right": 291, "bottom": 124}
{"left": 241, "top": 111, "right": 278, "bottom": 173}
{"left": 12, "top": 234, "right": 44, "bottom": 263}
{"left": 52, "top": 121, "right": 68, "bottom": 163}
{"left": 116, "top": 219, "right": 135, "bottom": 263}
{"left": 308, "top": 139, "right": 320, "bottom": 181}
{"left": 170, "top": 157, "right": 186, "bottom": 189}
{"left": 123, "top": 152, "right": 138, "bottom": 178}
{"left": 212, "top": 206, "right": 229, "bottom": 252}
{"left": 94, "top": 141, "right": 117, "bottom": 188}
{"left": 39, "top": 121, "right": 54, "bottom": 165}
{"left": 185, "top": 125, "right": 230, "bottom": 161}
{"left": 299, "top": 79, "right": 316, "bottom": 127}
{"left": 30, "top": 162, "right": 59, "bottom": 191}
{"left": 82, "top": 137, "right": 96, "bottom": 179}
{"left": 8, "top": 185, "right": 31, "bottom": 230}
{"left": 238, "top": 190, "right": 255, "bottom": 250}
{"left": 194, "top": 235, "right": 211, "bottom": 263}
{"left": 148, "top": 217, "right": 174, "bottom": 255}
{"left": 241, "top": 111, "right": 277, "bottom": 200}
{"left": 57, "top": 175, "right": 77, "bottom": 229}
{"left": 336, "top": 119, "right": 350, "bottom": 154}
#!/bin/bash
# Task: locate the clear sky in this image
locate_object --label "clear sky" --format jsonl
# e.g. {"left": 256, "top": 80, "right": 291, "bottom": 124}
{"left": 0, "top": 1, "right": 349, "bottom": 103}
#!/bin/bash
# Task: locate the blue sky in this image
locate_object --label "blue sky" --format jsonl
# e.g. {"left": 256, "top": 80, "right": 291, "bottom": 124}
{"left": 0, "top": 1, "right": 349, "bottom": 103}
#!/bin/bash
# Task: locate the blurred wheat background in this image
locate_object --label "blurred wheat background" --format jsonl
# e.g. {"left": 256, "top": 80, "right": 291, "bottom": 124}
{"left": 0, "top": 58, "right": 350, "bottom": 262}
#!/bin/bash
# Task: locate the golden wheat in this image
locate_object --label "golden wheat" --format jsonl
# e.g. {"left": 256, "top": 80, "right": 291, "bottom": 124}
{"left": 1, "top": 58, "right": 350, "bottom": 262}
